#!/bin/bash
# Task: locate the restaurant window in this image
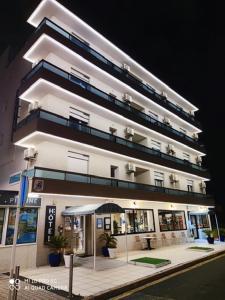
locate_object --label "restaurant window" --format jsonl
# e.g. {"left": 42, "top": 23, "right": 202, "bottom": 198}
{"left": 196, "top": 214, "right": 209, "bottom": 228}
{"left": 111, "top": 209, "right": 155, "bottom": 235}
{"left": 158, "top": 210, "right": 186, "bottom": 231}
{"left": 5, "top": 208, "right": 38, "bottom": 245}
{"left": 0, "top": 208, "right": 5, "bottom": 244}
{"left": 154, "top": 171, "right": 164, "bottom": 187}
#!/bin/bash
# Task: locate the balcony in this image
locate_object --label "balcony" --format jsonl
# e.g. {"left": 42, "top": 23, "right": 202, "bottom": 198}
{"left": 26, "top": 18, "right": 201, "bottom": 128}
{"left": 28, "top": 166, "right": 214, "bottom": 206}
{"left": 19, "top": 60, "right": 205, "bottom": 153}
{"left": 14, "top": 109, "right": 209, "bottom": 178}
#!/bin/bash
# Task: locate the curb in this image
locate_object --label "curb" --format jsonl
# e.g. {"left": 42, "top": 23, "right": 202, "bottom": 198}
{"left": 86, "top": 249, "right": 225, "bottom": 300}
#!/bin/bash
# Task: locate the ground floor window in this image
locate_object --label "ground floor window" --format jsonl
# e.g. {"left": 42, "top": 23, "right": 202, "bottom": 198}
{"left": 6, "top": 208, "right": 38, "bottom": 245}
{"left": 0, "top": 208, "right": 5, "bottom": 243}
{"left": 111, "top": 209, "right": 155, "bottom": 235}
{"left": 196, "top": 214, "right": 209, "bottom": 228}
{"left": 158, "top": 210, "right": 186, "bottom": 231}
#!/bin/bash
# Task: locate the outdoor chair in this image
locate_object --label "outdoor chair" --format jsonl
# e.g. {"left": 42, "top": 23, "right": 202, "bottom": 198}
{"left": 180, "top": 231, "right": 188, "bottom": 243}
{"left": 161, "top": 233, "right": 170, "bottom": 246}
{"left": 135, "top": 235, "right": 147, "bottom": 250}
{"left": 151, "top": 233, "right": 162, "bottom": 248}
{"left": 171, "top": 232, "right": 180, "bottom": 244}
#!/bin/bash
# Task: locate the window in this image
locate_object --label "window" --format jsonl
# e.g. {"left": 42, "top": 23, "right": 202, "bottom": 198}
{"left": 6, "top": 208, "right": 38, "bottom": 245}
{"left": 158, "top": 210, "right": 186, "bottom": 231}
{"left": 151, "top": 140, "right": 161, "bottom": 152}
{"left": 180, "top": 128, "right": 187, "bottom": 135}
{"left": 69, "top": 107, "right": 89, "bottom": 125}
{"left": 187, "top": 179, "right": 193, "bottom": 192}
{"left": 111, "top": 209, "right": 155, "bottom": 235}
{"left": 196, "top": 215, "right": 209, "bottom": 228}
{"left": 110, "top": 166, "right": 118, "bottom": 178}
{"left": 183, "top": 153, "right": 190, "bottom": 162}
{"left": 149, "top": 111, "right": 158, "bottom": 121}
{"left": 154, "top": 171, "right": 164, "bottom": 187}
{"left": 67, "top": 151, "right": 89, "bottom": 174}
{"left": 0, "top": 208, "right": 5, "bottom": 243}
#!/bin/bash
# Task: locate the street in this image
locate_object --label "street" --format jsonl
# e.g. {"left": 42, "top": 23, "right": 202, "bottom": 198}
{"left": 118, "top": 254, "right": 225, "bottom": 300}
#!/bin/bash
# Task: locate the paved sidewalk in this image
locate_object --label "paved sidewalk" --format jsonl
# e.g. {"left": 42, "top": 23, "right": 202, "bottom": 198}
{"left": 0, "top": 274, "right": 66, "bottom": 300}
{"left": 20, "top": 241, "right": 225, "bottom": 298}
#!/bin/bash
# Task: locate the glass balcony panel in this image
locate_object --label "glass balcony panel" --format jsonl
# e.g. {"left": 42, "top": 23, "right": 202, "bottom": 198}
{"left": 40, "top": 111, "right": 67, "bottom": 126}
{"left": 66, "top": 173, "right": 89, "bottom": 183}
{"left": 91, "top": 177, "right": 112, "bottom": 185}
{"left": 35, "top": 169, "right": 64, "bottom": 180}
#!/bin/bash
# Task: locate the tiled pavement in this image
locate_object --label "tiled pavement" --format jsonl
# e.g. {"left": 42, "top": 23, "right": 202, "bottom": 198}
{"left": 20, "top": 240, "right": 225, "bottom": 298}
{"left": 0, "top": 274, "right": 66, "bottom": 300}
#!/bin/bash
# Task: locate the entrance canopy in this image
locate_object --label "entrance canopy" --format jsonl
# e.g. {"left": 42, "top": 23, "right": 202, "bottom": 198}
{"left": 61, "top": 202, "right": 125, "bottom": 216}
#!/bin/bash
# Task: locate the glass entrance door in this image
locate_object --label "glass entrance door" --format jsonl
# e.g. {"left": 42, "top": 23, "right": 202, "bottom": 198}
{"left": 190, "top": 215, "right": 199, "bottom": 239}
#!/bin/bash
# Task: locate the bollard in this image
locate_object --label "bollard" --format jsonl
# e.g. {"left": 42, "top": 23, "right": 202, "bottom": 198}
{"left": 68, "top": 254, "right": 74, "bottom": 299}
{"left": 13, "top": 265, "right": 20, "bottom": 300}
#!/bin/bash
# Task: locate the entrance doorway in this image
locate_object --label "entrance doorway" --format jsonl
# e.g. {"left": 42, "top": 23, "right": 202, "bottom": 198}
{"left": 190, "top": 215, "right": 199, "bottom": 239}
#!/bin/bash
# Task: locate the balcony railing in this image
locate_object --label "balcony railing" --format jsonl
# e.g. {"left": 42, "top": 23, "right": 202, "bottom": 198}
{"left": 28, "top": 166, "right": 207, "bottom": 199}
{"left": 33, "top": 18, "right": 201, "bottom": 127}
{"left": 21, "top": 60, "right": 204, "bottom": 150}
{"left": 17, "top": 108, "right": 207, "bottom": 173}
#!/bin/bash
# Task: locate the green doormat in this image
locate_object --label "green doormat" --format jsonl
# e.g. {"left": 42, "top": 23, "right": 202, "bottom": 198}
{"left": 187, "top": 246, "right": 214, "bottom": 252}
{"left": 130, "top": 257, "right": 171, "bottom": 268}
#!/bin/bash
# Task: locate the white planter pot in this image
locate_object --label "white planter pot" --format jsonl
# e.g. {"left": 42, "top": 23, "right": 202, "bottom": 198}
{"left": 108, "top": 248, "right": 117, "bottom": 259}
{"left": 64, "top": 255, "right": 72, "bottom": 268}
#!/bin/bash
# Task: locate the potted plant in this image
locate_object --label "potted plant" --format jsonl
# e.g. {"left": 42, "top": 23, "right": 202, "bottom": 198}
{"left": 203, "top": 229, "right": 214, "bottom": 244}
{"left": 47, "top": 235, "right": 68, "bottom": 267}
{"left": 63, "top": 248, "right": 74, "bottom": 268}
{"left": 220, "top": 228, "right": 225, "bottom": 242}
{"left": 99, "top": 232, "right": 117, "bottom": 258}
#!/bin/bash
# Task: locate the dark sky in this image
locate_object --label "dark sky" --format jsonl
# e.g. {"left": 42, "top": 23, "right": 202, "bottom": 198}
{"left": 0, "top": 1, "right": 224, "bottom": 218}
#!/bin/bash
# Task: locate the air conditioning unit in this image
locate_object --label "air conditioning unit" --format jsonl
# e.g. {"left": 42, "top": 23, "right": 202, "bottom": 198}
{"left": 192, "top": 133, "right": 198, "bottom": 140}
{"left": 24, "top": 148, "right": 38, "bottom": 161}
{"left": 122, "top": 63, "right": 131, "bottom": 72}
{"left": 199, "top": 181, "right": 206, "bottom": 190}
{"left": 169, "top": 173, "right": 178, "bottom": 183}
{"left": 28, "top": 101, "right": 40, "bottom": 113}
{"left": 125, "top": 127, "right": 134, "bottom": 138}
{"left": 161, "top": 91, "right": 167, "bottom": 98}
{"left": 196, "top": 155, "right": 202, "bottom": 165}
{"left": 167, "top": 144, "right": 175, "bottom": 155}
{"left": 163, "top": 117, "right": 171, "bottom": 125}
{"left": 126, "top": 163, "right": 136, "bottom": 173}
{"left": 123, "top": 93, "right": 132, "bottom": 103}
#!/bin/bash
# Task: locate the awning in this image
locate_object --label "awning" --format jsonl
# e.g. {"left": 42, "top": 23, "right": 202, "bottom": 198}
{"left": 61, "top": 202, "right": 125, "bottom": 216}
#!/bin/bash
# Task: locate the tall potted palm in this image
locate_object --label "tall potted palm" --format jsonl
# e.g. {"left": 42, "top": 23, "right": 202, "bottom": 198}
{"left": 99, "top": 232, "right": 117, "bottom": 258}
{"left": 47, "top": 235, "right": 68, "bottom": 267}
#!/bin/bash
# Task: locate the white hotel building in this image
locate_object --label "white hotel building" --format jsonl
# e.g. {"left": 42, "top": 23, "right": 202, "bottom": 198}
{"left": 0, "top": 0, "right": 214, "bottom": 270}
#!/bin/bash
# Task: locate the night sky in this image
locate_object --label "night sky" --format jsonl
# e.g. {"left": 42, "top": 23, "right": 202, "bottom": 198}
{"left": 0, "top": 1, "right": 224, "bottom": 222}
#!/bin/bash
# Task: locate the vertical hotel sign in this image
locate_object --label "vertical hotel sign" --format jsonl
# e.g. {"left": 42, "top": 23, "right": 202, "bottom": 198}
{"left": 44, "top": 206, "right": 56, "bottom": 244}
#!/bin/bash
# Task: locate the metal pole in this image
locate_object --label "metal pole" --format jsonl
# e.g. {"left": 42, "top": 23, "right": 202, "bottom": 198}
{"left": 68, "top": 254, "right": 74, "bottom": 299}
{"left": 13, "top": 265, "right": 20, "bottom": 300}
{"left": 125, "top": 215, "right": 128, "bottom": 263}
{"left": 215, "top": 214, "right": 220, "bottom": 241}
{"left": 8, "top": 199, "right": 20, "bottom": 300}
{"left": 93, "top": 213, "right": 96, "bottom": 270}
